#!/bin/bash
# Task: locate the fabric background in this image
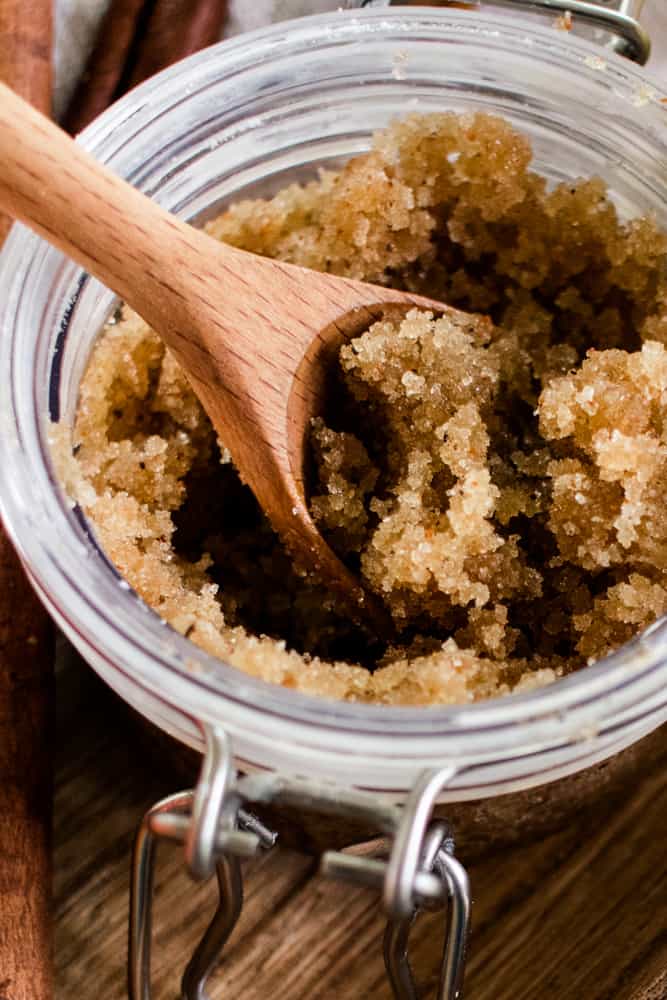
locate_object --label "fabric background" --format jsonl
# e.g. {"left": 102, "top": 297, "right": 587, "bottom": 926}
{"left": 53, "top": 0, "right": 335, "bottom": 117}
{"left": 53, "top": 1, "right": 666, "bottom": 121}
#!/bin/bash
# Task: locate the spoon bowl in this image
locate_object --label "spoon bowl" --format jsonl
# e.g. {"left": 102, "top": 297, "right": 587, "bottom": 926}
{"left": 0, "top": 82, "right": 451, "bottom": 625}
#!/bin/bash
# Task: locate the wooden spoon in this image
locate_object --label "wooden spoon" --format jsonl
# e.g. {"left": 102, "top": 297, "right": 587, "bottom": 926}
{"left": 0, "top": 81, "right": 448, "bottom": 624}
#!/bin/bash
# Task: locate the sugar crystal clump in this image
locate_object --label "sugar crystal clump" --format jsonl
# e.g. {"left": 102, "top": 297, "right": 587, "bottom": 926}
{"left": 55, "top": 113, "right": 667, "bottom": 705}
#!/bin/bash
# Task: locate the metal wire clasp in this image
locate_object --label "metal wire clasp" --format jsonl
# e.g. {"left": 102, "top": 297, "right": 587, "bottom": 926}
{"left": 321, "top": 768, "right": 470, "bottom": 1000}
{"left": 128, "top": 727, "right": 471, "bottom": 999}
{"left": 345, "top": 0, "right": 651, "bottom": 65}
{"left": 128, "top": 730, "right": 276, "bottom": 1000}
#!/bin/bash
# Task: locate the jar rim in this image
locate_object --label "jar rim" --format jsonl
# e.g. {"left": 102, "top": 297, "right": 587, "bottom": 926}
{"left": 1, "top": 8, "right": 666, "bottom": 787}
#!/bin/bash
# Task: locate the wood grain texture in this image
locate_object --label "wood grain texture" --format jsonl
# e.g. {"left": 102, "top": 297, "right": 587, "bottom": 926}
{"left": 0, "top": 83, "right": 453, "bottom": 625}
{"left": 0, "top": 536, "right": 54, "bottom": 1000}
{"left": 0, "top": 3, "right": 54, "bottom": 998}
{"left": 49, "top": 3, "right": 667, "bottom": 997}
{"left": 54, "top": 660, "right": 667, "bottom": 999}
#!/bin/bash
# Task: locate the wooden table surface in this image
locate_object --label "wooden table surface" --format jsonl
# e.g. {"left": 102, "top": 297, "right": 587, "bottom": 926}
{"left": 55, "top": 659, "right": 667, "bottom": 1000}
{"left": 55, "top": 6, "right": 667, "bottom": 999}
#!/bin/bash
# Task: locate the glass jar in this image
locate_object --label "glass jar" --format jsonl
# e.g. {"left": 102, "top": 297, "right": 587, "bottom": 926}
{"left": 1, "top": 6, "right": 666, "bottom": 995}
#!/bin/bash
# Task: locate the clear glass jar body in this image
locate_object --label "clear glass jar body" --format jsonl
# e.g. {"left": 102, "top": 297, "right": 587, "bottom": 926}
{"left": 1, "top": 10, "right": 666, "bottom": 818}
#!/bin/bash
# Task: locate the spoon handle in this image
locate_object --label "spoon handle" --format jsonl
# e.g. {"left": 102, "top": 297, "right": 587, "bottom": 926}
{"left": 0, "top": 79, "right": 224, "bottom": 333}
{"left": 0, "top": 79, "right": 334, "bottom": 413}
{"left": 0, "top": 78, "right": 394, "bottom": 626}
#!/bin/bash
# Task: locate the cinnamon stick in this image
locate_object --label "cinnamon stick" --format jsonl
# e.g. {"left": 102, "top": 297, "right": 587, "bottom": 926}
{"left": 0, "top": 3, "right": 54, "bottom": 997}
{"left": 0, "top": 547, "right": 54, "bottom": 1000}
{"left": 62, "top": 0, "right": 149, "bottom": 135}
{"left": 64, "top": 0, "right": 227, "bottom": 135}
{"left": 126, "top": 0, "right": 227, "bottom": 89}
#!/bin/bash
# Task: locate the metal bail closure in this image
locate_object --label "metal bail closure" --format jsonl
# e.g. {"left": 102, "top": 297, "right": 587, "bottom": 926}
{"left": 382, "top": 769, "right": 471, "bottom": 1000}
{"left": 128, "top": 733, "right": 470, "bottom": 1000}
{"left": 321, "top": 766, "right": 471, "bottom": 1000}
{"left": 344, "top": 0, "right": 651, "bottom": 65}
{"left": 127, "top": 728, "right": 276, "bottom": 1000}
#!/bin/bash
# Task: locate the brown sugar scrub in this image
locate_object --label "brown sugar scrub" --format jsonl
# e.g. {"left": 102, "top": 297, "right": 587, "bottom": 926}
{"left": 52, "top": 112, "right": 667, "bottom": 706}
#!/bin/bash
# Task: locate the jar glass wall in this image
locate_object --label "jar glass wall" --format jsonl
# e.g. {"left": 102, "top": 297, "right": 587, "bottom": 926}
{"left": 1, "top": 9, "right": 666, "bottom": 798}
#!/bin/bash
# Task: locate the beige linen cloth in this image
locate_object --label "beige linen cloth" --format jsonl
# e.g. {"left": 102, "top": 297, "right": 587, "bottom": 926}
{"left": 54, "top": 0, "right": 666, "bottom": 120}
